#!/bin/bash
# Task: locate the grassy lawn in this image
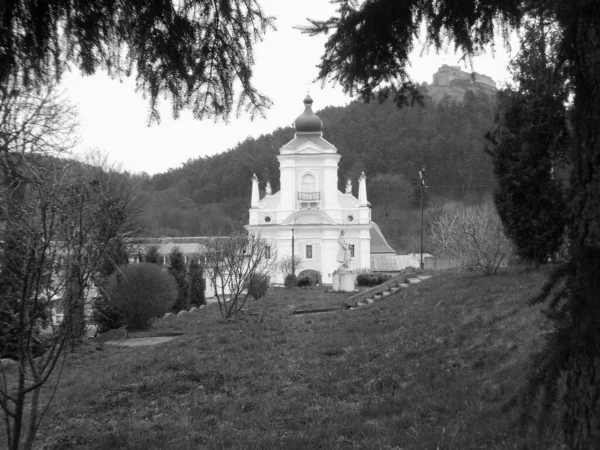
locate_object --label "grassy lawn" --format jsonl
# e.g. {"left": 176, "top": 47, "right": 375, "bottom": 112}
{"left": 13, "top": 267, "right": 563, "bottom": 449}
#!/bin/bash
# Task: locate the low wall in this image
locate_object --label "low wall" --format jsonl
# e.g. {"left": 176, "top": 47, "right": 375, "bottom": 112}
{"left": 424, "top": 257, "right": 461, "bottom": 271}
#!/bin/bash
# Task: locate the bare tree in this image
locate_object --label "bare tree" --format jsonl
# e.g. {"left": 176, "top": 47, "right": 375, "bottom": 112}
{"left": 0, "top": 86, "right": 142, "bottom": 450}
{"left": 204, "top": 233, "right": 276, "bottom": 320}
{"left": 277, "top": 255, "right": 303, "bottom": 279}
{"left": 429, "top": 204, "right": 513, "bottom": 275}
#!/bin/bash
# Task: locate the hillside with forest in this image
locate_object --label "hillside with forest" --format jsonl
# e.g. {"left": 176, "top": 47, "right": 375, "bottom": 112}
{"left": 136, "top": 88, "right": 497, "bottom": 253}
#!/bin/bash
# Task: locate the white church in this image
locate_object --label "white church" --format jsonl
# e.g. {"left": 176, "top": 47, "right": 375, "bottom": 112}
{"left": 245, "top": 95, "right": 395, "bottom": 285}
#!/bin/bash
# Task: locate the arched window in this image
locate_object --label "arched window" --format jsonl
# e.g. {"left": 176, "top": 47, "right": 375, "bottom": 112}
{"left": 301, "top": 173, "right": 316, "bottom": 192}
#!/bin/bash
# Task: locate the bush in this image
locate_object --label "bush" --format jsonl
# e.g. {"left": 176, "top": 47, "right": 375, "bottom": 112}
{"left": 356, "top": 273, "right": 391, "bottom": 287}
{"left": 105, "top": 263, "right": 177, "bottom": 330}
{"left": 188, "top": 259, "right": 206, "bottom": 306}
{"left": 248, "top": 273, "right": 269, "bottom": 299}
{"left": 297, "top": 269, "right": 322, "bottom": 286}
{"left": 429, "top": 204, "right": 513, "bottom": 275}
{"left": 297, "top": 276, "right": 311, "bottom": 287}
{"left": 284, "top": 274, "right": 298, "bottom": 289}
{"left": 91, "top": 294, "right": 124, "bottom": 334}
{"left": 168, "top": 247, "right": 189, "bottom": 312}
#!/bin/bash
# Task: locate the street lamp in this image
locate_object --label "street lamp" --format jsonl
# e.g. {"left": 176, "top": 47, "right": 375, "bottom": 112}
{"left": 419, "top": 166, "right": 427, "bottom": 270}
{"left": 291, "top": 218, "right": 297, "bottom": 277}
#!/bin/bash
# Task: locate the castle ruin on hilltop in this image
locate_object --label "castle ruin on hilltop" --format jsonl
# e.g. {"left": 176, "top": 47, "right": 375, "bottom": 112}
{"left": 427, "top": 65, "right": 497, "bottom": 105}
{"left": 432, "top": 64, "right": 496, "bottom": 89}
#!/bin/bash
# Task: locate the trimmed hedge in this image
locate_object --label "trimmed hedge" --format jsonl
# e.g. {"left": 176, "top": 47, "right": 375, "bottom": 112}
{"left": 356, "top": 273, "right": 391, "bottom": 287}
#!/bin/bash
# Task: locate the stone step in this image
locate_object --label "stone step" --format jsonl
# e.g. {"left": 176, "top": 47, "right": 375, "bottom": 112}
{"left": 365, "top": 298, "right": 375, "bottom": 304}
{"left": 398, "top": 283, "right": 409, "bottom": 288}
{"left": 357, "top": 300, "right": 368, "bottom": 307}
{"left": 373, "top": 294, "right": 383, "bottom": 300}
{"left": 417, "top": 275, "right": 432, "bottom": 280}
{"left": 390, "top": 287, "right": 400, "bottom": 293}
{"left": 406, "top": 278, "right": 421, "bottom": 284}
{"left": 381, "top": 290, "right": 391, "bottom": 297}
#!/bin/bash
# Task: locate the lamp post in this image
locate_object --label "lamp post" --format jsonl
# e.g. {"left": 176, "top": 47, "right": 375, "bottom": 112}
{"left": 291, "top": 218, "right": 297, "bottom": 277}
{"left": 419, "top": 166, "right": 426, "bottom": 270}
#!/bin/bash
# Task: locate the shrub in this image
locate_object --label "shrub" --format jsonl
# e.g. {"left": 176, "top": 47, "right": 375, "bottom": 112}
{"left": 144, "top": 245, "right": 161, "bottom": 264}
{"left": 188, "top": 259, "right": 206, "bottom": 306}
{"left": 168, "top": 247, "right": 189, "bottom": 312}
{"left": 91, "top": 293, "right": 124, "bottom": 334}
{"left": 297, "top": 276, "right": 311, "bottom": 287}
{"left": 284, "top": 274, "right": 298, "bottom": 289}
{"left": 297, "top": 269, "right": 322, "bottom": 286}
{"left": 429, "top": 204, "right": 513, "bottom": 275}
{"left": 105, "top": 263, "right": 177, "bottom": 330}
{"left": 356, "top": 273, "right": 391, "bottom": 287}
{"left": 248, "top": 273, "right": 269, "bottom": 299}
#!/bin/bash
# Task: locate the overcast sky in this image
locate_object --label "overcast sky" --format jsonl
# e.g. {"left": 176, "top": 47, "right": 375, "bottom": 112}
{"left": 60, "top": 0, "right": 516, "bottom": 175}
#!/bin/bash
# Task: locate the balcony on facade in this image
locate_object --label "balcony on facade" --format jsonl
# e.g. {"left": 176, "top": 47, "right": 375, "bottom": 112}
{"left": 297, "top": 191, "right": 320, "bottom": 208}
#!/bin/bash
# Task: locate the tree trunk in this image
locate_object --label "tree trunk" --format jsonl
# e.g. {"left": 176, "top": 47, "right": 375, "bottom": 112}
{"left": 563, "top": 6, "right": 600, "bottom": 449}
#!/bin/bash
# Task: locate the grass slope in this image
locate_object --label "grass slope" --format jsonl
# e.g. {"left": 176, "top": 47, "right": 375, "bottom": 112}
{"left": 29, "top": 268, "right": 561, "bottom": 449}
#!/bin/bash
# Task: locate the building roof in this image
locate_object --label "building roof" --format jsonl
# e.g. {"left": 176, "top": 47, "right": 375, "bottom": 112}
{"left": 294, "top": 95, "right": 322, "bottom": 133}
{"left": 369, "top": 221, "right": 396, "bottom": 254}
{"left": 131, "top": 237, "right": 219, "bottom": 256}
{"left": 280, "top": 134, "right": 337, "bottom": 152}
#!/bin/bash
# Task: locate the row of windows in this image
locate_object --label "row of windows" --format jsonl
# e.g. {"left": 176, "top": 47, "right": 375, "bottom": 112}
{"left": 304, "top": 244, "right": 354, "bottom": 259}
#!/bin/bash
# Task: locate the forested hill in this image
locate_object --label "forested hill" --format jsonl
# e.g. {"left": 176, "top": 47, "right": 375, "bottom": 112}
{"left": 136, "top": 88, "right": 497, "bottom": 250}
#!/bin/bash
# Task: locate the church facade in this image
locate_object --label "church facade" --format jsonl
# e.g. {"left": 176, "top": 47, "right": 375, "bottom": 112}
{"left": 245, "top": 95, "right": 394, "bottom": 285}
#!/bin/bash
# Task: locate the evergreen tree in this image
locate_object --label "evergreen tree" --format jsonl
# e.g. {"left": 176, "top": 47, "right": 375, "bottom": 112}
{"left": 144, "top": 245, "right": 161, "bottom": 264}
{"left": 305, "top": 1, "right": 600, "bottom": 447}
{"left": 486, "top": 20, "right": 568, "bottom": 268}
{"left": 168, "top": 247, "right": 189, "bottom": 312}
{"left": 188, "top": 259, "right": 206, "bottom": 307}
{"left": 0, "top": 0, "right": 273, "bottom": 122}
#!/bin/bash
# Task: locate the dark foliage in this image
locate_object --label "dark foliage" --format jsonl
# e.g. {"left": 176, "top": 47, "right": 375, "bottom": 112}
{"left": 168, "top": 247, "right": 189, "bottom": 312}
{"left": 284, "top": 274, "right": 298, "bottom": 289}
{"left": 302, "top": 0, "right": 600, "bottom": 447}
{"left": 297, "top": 276, "right": 311, "bottom": 287}
{"left": 91, "top": 295, "right": 124, "bottom": 334}
{"left": 356, "top": 273, "right": 391, "bottom": 287}
{"left": 91, "top": 238, "right": 131, "bottom": 335}
{"left": 297, "top": 270, "right": 322, "bottom": 286}
{"left": 300, "top": 0, "right": 520, "bottom": 101}
{"left": 105, "top": 263, "right": 176, "bottom": 330}
{"left": 486, "top": 22, "right": 568, "bottom": 268}
{"left": 188, "top": 259, "right": 206, "bottom": 307}
{"left": 0, "top": 0, "right": 274, "bottom": 123}
{"left": 247, "top": 273, "right": 269, "bottom": 300}
{"left": 144, "top": 245, "right": 161, "bottom": 264}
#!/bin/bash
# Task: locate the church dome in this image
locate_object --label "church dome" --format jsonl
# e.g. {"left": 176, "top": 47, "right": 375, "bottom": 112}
{"left": 294, "top": 95, "right": 322, "bottom": 133}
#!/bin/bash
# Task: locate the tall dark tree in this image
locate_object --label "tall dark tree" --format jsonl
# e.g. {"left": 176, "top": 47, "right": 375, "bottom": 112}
{"left": 144, "top": 245, "right": 161, "bottom": 264}
{"left": 168, "top": 247, "right": 189, "bottom": 312}
{"left": 305, "top": 1, "right": 600, "bottom": 447}
{"left": 485, "top": 17, "right": 568, "bottom": 268}
{"left": 188, "top": 259, "right": 206, "bottom": 307}
{"left": 0, "top": 0, "right": 274, "bottom": 122}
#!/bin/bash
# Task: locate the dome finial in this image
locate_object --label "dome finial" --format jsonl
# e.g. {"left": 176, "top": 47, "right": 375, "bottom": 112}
{"left": 295, "top": 94, "right": 321, "bottom": 133}
{"left": 303, "top": 93, "right": 313, "bottom": 106}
